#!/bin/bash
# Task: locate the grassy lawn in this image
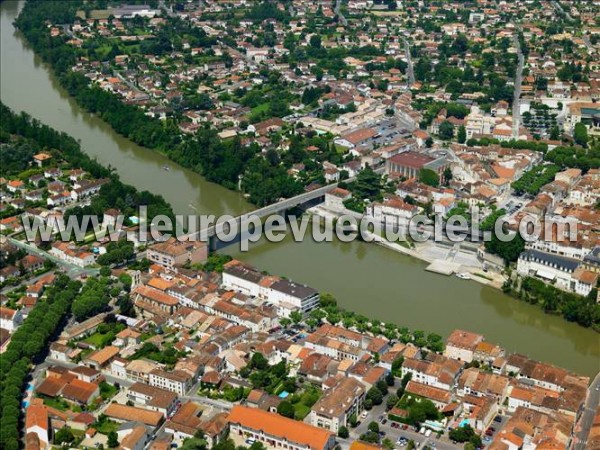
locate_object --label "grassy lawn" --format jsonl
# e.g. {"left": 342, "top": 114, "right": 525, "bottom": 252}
{"left": 42, "top": 397, "right": 70, "bottom": 411}
{"left": 83, "top": 332, "right": 107, "bottom": 347}
{"left": 94, "top": 417, "right": 120, "bottom": 435}
{"left": 288, "top": 386, "right": 321, "bottom": 420}
{"left": 293, "top": 403, "right": 311, "bottom": 420}
{"left": 335, "top": 144, "right": 348, "bottom": 154}
{"left": 99, "top": 382, "right": 118, "bottom": 400}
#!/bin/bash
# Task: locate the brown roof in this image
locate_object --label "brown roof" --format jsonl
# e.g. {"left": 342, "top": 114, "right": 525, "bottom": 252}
{"left": 129, "top": 382, "right": 177, "bottom": 409}
{"left": 86, "top": 345, "right": 120, "bottom": 366}
{"left": 104, "top": 403, "right": 163, "bottom": 427}
{"left": 388, "top": 151, "right": 435, "bottom": 169}
{"left": 340, "top": 127, "right": 378, "bottom": 145}
{"left": 61, "top": 379, "right": 98, "bottom": 403}
{"left": 405, "top": 380, "right": 451, "bottom": 404}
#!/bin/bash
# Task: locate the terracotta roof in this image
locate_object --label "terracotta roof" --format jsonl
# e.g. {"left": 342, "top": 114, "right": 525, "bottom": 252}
{"left": 227, "top": 405, "right": 334, "bottom": 450}
{"left": 26, "top": 399, "right": 48, "bottom": 432}
{"left": 61, "top": 379, "right": 98, "bottom": 403}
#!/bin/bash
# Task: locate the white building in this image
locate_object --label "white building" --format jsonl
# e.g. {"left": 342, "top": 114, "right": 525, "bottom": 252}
{"left": 0, "top": 306, "right": 23, "bottom": 332}
{"left": 148, "top": 369, "right": 192, "bottom": 396}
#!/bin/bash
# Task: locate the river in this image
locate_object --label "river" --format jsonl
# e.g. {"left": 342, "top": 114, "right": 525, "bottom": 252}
{"left": 1, "top": 1, "right": 598, "bottom": 377}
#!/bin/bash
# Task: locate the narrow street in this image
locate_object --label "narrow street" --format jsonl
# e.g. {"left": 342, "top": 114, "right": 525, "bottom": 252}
{"left": 402, "top": 37, "right": 415, "bottom": 86}
{"left": 512, "top": 33, "right": 524, "bottom": 139}
{"left": 335, "top": 0, "right": 348, "bottom": 26}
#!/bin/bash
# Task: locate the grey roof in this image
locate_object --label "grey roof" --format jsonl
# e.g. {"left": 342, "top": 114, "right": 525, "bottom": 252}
{"left": 224, "top": 264, "right": 263, "bottom": 284}
{"left": 583, "top": 246, "right": 600, "bottom": 265}
{"left": 270, "top": 279, "right": 318, "bottom": 299}
{"left": 520, "top": 249, "right": 580, "bottom": 272}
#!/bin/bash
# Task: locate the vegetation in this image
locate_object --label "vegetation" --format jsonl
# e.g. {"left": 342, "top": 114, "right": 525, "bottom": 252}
{"left": 504, "top": 277, "right": 600, "bottom": 331}
{"left": 449, "top": 425, "right": 482, "bottom": 448}
{"left": 0, "top": 274, "right": 79, "bottom": 450}
{"left": 0, "top": 102, "right": 174, "bottom": 227}
{"left": 511, "top": 164, "right": 560, "bottom": 196}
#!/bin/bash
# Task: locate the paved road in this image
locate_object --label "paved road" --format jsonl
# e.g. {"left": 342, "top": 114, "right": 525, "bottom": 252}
{"left": 8, "top": 237, "right": 99, "bottom": 277}
{"left": 512, "top": 33, "right": 524, "bottom": 139}
{"left": 402, "top": 38, "right": 415, "bottom": 86}
{"left": 552, "top": 1, "right": 574, "bottom": 21}
{"left": 571, "top": 371, "right": 600, "bottom": 450}
{"left": 347, "top": 386, "right": 461, "bottom": 450}
{"left": 582, "top": 35, "right": 596, "bottom": 55}
{"left": 335, "top": 0, "right": 348, "bottom": 26}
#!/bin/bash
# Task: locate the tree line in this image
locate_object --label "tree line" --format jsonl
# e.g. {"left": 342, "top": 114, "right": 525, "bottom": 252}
{"left": 0, "top": 275, "right": 80, "bottom": 450}
{"left": 14, "top": 1, "right": 307, "bottom": 208}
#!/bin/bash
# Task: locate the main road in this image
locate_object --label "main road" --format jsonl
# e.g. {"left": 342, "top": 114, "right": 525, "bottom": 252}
{"left": 571, "top": 372, "right": 600, "bottom": 450}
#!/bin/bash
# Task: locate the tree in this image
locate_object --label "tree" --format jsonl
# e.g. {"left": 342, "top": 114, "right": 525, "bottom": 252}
{"left": 349, "top": 413, "right": 358, "bottom": 428}
{"left": 367, "top": 386, "right": 383, "bottom": 405}
{"left": 277, "top": 400, "right": 295, "bottom": 419}
{"left": 419, "top": 168, "right": 439, "bottom": 187}
{"left": 457, "top": 125, "right": 466, "bottom": 143}
{"left": 574, "top": 122, "right": 588, "bottom": 147}
{"left": 54, "top": 427, "right": 75, "bottom": 445}
{"left": 443, "top": 167, "right": 453, "bottom": 186}
{"left": 338, "top": 426, "right": 349, "bottom": 439}
{"left": 386, "top": 393, "right": 399, "bottom": 410}
{"left": 107, "top": 431, "right": 119, "bottom": 448}
{"left": 449, "top": 425, "right": 481, "bottom": 448}
{"left": 438, "top": 120, "right": 454, "bottom": 140}
{"left": 425, "top": 137, "right": 434, "bottom": 148}
{"left": 385, "top": 372, "right": 395, "bottom": 386}
{"left": 368, "top": 421, "right": 380, "bottom": 433}
{"left": 352, "top": 166, "right": 382, "bottom": 200}
{"left": 310, "top": 34, "right": 322, "bottom": 49}
{"left": 289, "top": 310, "right": 303, "bottom": 325}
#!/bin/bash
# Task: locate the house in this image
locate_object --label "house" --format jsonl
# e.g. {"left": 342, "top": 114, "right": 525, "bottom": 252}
{"left": 309, "top": 377, "right": 366, "bottom": 433}
{"left": 444, "top": 329, "right": 484, "bottom": 363}
{"left": 61, "top": 378, "right": 100, "bottom": 405}
{"left": 49, "top": 342, "right": 72, "bottom": 362}
{"left": 127, "top": 382, "right": 178, "bottom": 415}
{"left": 366, "top": 197, "right": 419, "bottom": 229}
{"left": 25, "top": 399, "right": 49, "bottom": 449}
{"left": 114, "top": 328, "right": 141, "bottom": 347}
{"left": 149, "top": 369, "right": 193, "bottom": 395}
{"left": 84, "top": 345, "right": 120, "bottom": 370}
{"left": 0, "top": 265, "right": 20, "bottom": 282}
{"left": 404, "top": 380, "right": 452, "bottom": 409}
{"left": 104, "top": 403, "right": 164, "bottom": 428}
{"left": 325, "top": 188, "right": 351, "bottom": 210}
{"left": 334, "top": 128, "right": 378, "bottom": 149}
{"left": 457, "top": 368, "right": 510, "bottom": 405}
{"left": 400, "top": 356, "right": 463, "bottom": 391}
{"left": 386, "top": 151, "right": 449, "bottom": 181}
{"left": 268, "top": 278, "right": 320, "bottom": 317}
{"left": 227, "top": 405, "right": 336, "bottom": 450}
{"left": 147, "top": 237, "right": 208, "bottom": 269}
{"left": 119, "top": 424, "right": 149, "bottom": 450}
{"left": 33, "top": 153, "right": 52, "bottom": 167}
{"left": 516, "top": 249, "right": 590, "bottom": 295}
{"left": 0, "top": 306, "right": 23, "bottom": 332}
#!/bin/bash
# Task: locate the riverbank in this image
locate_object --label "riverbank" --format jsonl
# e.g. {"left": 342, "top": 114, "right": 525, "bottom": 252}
{"left": 307, "top": 204, "right": 507, "bottom": 290}
{"left": 2, "top": 0, "right": 598, "bottom": 377}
